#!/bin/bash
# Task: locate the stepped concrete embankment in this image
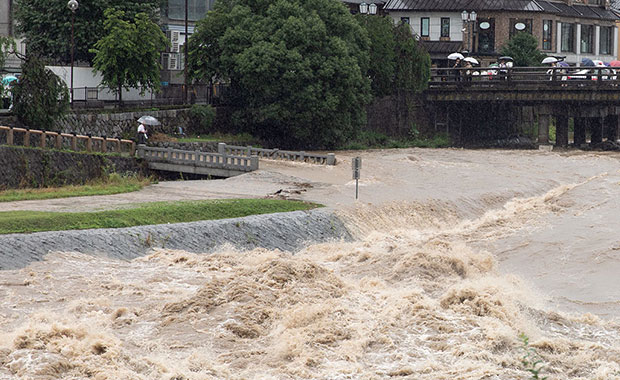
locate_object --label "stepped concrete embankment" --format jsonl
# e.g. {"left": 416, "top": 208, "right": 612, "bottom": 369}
{"left": 0, "top": 209, "right": 352, "bottom": 270}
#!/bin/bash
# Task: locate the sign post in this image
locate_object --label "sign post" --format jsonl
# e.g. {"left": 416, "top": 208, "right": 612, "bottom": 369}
{"left": 352, "top": 156, "right": 361, "bottom": 200}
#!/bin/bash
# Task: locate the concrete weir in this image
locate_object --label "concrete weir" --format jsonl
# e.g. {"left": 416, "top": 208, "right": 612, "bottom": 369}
{"left": 0, "top": 209, "right": 353, "bottom": 270}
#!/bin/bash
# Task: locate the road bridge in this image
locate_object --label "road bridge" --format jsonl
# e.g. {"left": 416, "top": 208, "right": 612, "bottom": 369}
{"left": 424, "top": 66, "right": 620, "bottom": 146}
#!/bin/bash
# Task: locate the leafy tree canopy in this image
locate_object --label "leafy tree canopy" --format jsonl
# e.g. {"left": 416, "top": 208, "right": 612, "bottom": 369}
{"left": 355, "top": 17, "right": 430, "bottom": 98}
{"left": 14, "top": 0, "right": 161, "bottom": 64}
{"left": 90, "top": 8, "right": 167, "bottom": 105}
{"left": 188, "top": 0, "right": 371, "bottom": 149}
{"left": 12, "top": 55, "right": 69, "bottom": 129}
{"left": 0, "top": 36, "right": 16, "bottom": 71}
{"left": 500, "top": 32, "right": 546, "bottom": 67}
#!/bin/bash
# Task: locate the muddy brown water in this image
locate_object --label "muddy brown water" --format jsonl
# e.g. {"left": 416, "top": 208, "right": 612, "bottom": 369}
{"left": 1, "top": 148, "right": 620, "bottom": 379}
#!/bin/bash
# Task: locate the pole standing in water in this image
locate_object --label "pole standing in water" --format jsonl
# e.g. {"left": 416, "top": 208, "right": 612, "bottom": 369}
{"left": 352, "top": 156, "right": 361, "bottom": 199}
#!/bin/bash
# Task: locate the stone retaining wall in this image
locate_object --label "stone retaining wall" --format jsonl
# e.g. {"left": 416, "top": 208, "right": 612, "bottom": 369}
{"left": 55, "top": 108, "right": 191, "bottom": 140}
{"left": 0, "top": 146, "right": 144, "bottom": 189}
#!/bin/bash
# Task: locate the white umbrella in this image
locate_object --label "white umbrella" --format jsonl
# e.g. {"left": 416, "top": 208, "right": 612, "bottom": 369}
{"left": 463, "top": 57, "right": 479, "bottom": 65}
{"left": 137, "top": 115, "right": 161, "bottom": 126}
{"left": 541, "top": 56, "right": 558, "bottom": 64}
{"left": 448, "top": 52, "right": 464, "bottom": 60}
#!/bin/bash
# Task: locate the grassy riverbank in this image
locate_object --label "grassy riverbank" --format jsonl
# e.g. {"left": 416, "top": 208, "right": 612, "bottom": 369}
{"left": 0, "top": 174, "right": 151, "bottom": 202}
{"left": 0, "top": 198, "right": 319, "bottom": 234}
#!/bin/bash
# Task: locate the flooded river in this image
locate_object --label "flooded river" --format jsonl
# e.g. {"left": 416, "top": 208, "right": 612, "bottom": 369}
{"left": 1, "top": 148, "right": 620, "bottom": 379}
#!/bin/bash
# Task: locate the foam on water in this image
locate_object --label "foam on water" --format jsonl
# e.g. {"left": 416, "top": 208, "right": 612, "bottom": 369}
{"left": 2, "top": 185, "right": 620, "bottom": 379}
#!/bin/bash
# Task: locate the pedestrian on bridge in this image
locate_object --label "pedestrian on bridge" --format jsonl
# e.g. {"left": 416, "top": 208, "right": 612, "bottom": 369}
{"left": 137, "top": 123, "right": 148, "bottom": 145}
{"left": 453, "top": 58, "right": 462, "bottom": 82}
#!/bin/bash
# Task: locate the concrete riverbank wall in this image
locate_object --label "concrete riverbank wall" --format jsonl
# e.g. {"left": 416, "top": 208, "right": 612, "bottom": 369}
{"left": 0, "top": 209, "right": 353, "bottom": 270}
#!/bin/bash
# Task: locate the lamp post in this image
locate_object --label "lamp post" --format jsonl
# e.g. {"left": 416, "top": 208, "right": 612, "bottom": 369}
{"left": 461, "top": 10, "right": 477, "bottom": 54}
{"left": 67, "top": 0, "right": 78, "bottom": 105}
{"left": 359, "top": 2, "right": 377, "bottom": 15}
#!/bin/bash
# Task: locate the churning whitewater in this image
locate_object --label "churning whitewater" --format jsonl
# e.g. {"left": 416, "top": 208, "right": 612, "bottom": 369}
{"left": 1, "top": 148, "right": 620, "bottom": 379}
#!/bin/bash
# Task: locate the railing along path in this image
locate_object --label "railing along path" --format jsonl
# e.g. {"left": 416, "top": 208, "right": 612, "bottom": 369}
{"left": 0, "top": 125, "right": 135, "bottom": 155}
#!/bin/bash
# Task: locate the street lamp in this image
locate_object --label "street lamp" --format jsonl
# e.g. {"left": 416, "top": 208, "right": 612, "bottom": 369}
{"left": 359, "top": 2, "right": 377, "bottom": 15}
{"left": 67, "top": 0, "right": 78, "bottom": 105}
{"left": 461, "top": 10, "right": 477, "bottom": 53}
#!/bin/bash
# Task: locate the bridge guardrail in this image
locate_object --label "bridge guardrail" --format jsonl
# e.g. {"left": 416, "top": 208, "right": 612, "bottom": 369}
{"left": 429, "top": 66, "right": 619, "bottom": 89}
{"left": 138, "top": 146, "right": 258, "bottom": 172}
{"left": 0, "top": 125, "right": 136, "bottom": 155}
{"left": 217, "top": 143, "right": 336, "bottom": 165}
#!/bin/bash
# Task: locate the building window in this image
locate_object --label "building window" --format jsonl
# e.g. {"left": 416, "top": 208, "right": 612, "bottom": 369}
{"left": 600, "top": 26, "right": 613, "bottom": 55}
{"left": 509, "top": 18, "right": 532, "bottom": 39}
{"left": 542, "top": 20, "right": 553, "bottom": 50}
{"left": 421, "top": 17, "right": 429, "bottom": 37}
{"left": 441, "top": 17, "right": 450, "bottom": 38}
{"left": 401, "top": 17, "right": 410, "bottom": 25}
{"left": 581, "top": 24, "right": 593, "bottom": 54}
{"left": 477, "top": 18, "right": 495, "bottom": 53}
{"left": 561, "top": 23, "right": 575, "bottom": 52}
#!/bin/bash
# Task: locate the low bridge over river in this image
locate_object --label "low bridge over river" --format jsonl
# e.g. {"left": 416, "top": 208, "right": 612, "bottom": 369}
{"left": 138, "top": 143, "right": 336, "bottom": 178}
{"left": 425, "top": 66, "right": 620, "bottom": 146}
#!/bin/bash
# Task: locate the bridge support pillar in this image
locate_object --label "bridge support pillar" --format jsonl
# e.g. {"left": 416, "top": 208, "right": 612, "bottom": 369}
{"left": 605, "top": 114, "right": 619, "bottom": 142}
{"left": 538, "top": 114, "right": 550, "bottom": 145}
{"left": 555, "top": 115, "right": 569, "bottom": 147}
{"left": 574, "top": 118, "right": 587, "bottom": 146}
{"left": 590, "top": 117, "right": 603, "bottom": 145}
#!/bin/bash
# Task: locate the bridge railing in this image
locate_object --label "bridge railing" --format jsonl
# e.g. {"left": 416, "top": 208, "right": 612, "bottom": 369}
{"left": 429, "top": 66, "right": 619, "bottom": 88}
{"left": 0, "top": 125, "right": 136, "bottom": 155}
{"left": 217, "top": 143, "right": 336, "bottom": 165}
{"left": 138, "top": 146, "right": 259, "bottom": 172}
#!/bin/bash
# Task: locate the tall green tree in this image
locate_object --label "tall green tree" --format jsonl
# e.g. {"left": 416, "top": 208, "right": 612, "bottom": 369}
{"left": 14, "top": 0, "right": 160, "bottom": 64}
{"left": 12, "top": 55, "right": 69, "bottom": 129}
{"left": 188, "top": 0, "right": 371, "bottom": 149}
{"left": 500, "top": 32, "right": 546, "bottom": 67}
{"left": 355, "top": 15, "right": 396, "bottom": 98}
{"left": 90, "top": 9, "right": 167, "bottom": 106}
{"left": 393, "top": 23, "right": 430, "bottom": 93}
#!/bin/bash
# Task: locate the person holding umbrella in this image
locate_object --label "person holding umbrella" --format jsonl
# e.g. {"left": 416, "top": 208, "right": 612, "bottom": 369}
{"left": 137, "top": 122, "right": 148, "bottom": 144}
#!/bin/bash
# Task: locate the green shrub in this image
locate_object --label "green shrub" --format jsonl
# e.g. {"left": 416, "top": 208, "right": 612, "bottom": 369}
{"left": 188, "top": 104, "right": 216, "bottom": 134}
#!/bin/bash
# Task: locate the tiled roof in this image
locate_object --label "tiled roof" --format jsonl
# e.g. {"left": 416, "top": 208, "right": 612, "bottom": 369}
{"left": 383, "top": 0, "right": 618, "bottom": 20}
{"left": 420, "top": 40, "right": 462, "bottom": 55}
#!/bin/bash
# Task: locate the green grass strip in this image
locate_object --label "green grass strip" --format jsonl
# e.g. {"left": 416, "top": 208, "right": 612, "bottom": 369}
{"left": 0, "top": 199, "right": 320, "bottom": 234}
